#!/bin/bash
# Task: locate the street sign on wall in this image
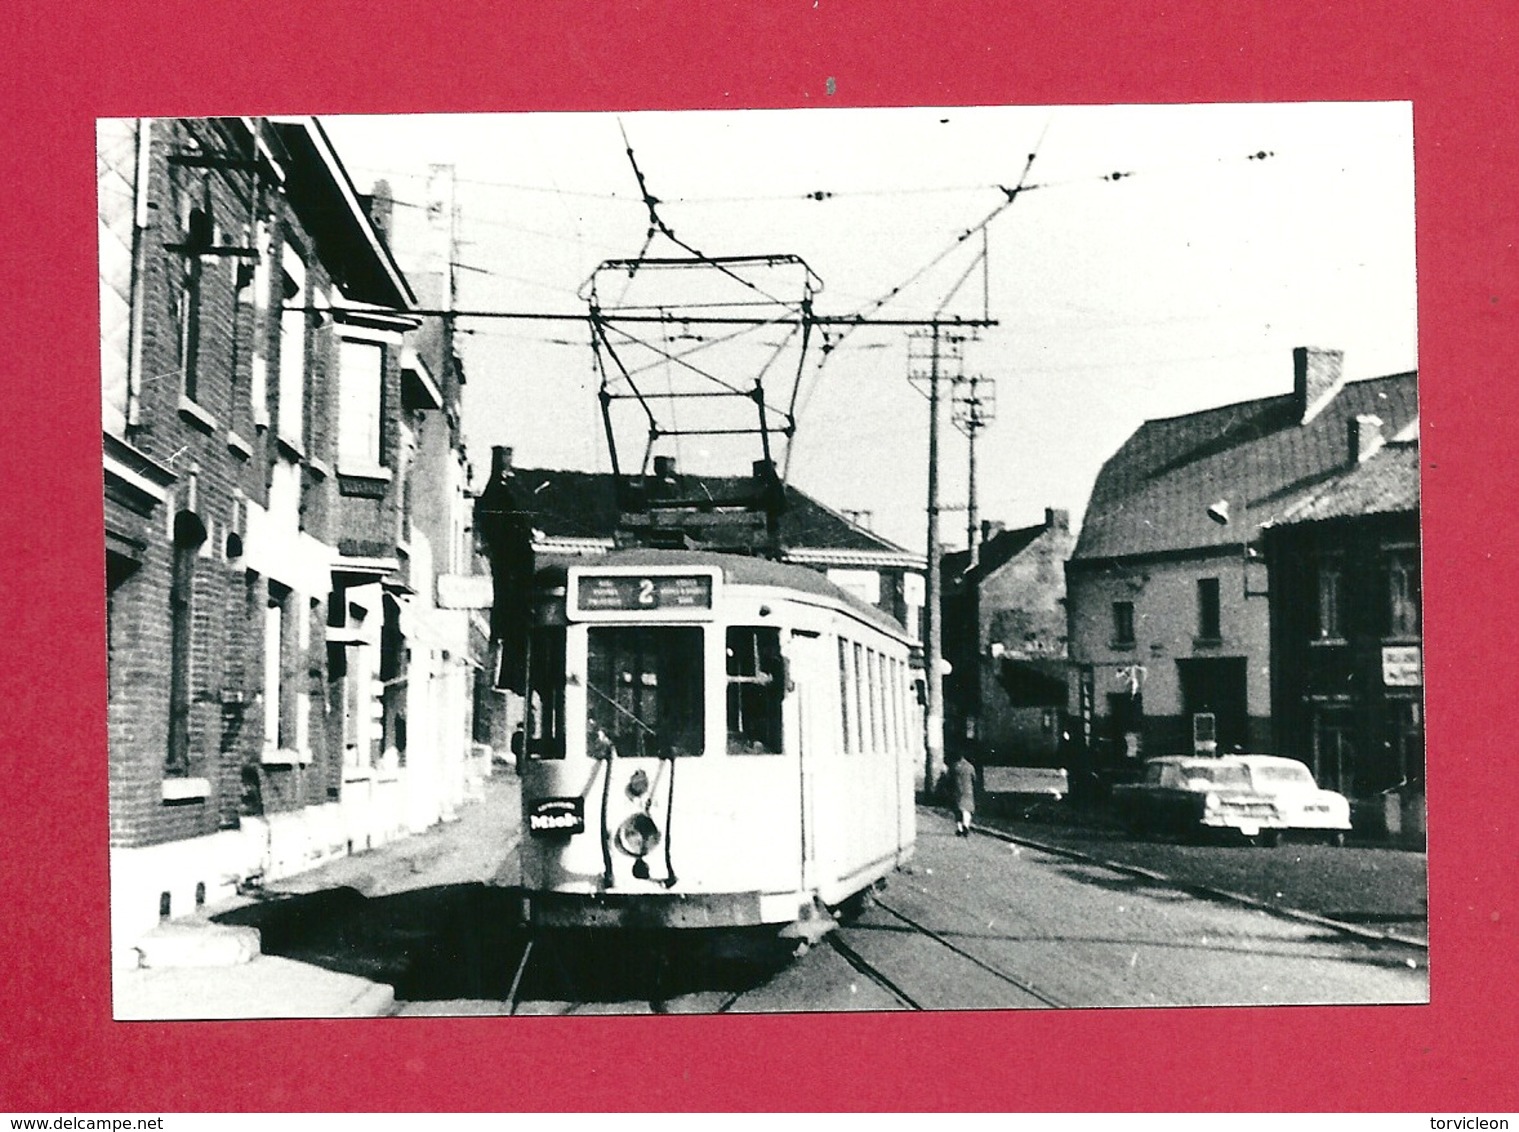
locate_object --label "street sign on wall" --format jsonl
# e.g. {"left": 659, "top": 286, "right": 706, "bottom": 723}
{"left": 1382, "top": 645, "right": 1422, "bottom": 686}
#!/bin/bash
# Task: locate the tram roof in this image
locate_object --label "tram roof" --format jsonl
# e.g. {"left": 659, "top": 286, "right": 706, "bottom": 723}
{"left": 500, "top": 465, "right": 916, "bottom": 562}
{"left": 537, "top": 548, "right": 911, "bottom": 639}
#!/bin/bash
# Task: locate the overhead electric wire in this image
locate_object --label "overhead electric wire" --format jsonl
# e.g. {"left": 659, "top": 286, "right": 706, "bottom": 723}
{"left": 342, "top": 163, "right": 643, "bottom": 203}
{"left": 383, "top": 193, "right": 629, "bottom": 254}
{"left": 664, "top": 183, "right": 999, "bottom": 205}
{"left": 785, "top": 136, "right": 1284, "bottom": 445}
{"left": 612, "top": 119, "right": 803, "bottom": 313}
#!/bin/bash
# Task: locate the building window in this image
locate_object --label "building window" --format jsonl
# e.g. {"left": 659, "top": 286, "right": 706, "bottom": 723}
{"left": 249, "top": 219, "right": 273, "bottom": 429}
{"left": 176, "top": 238, "right": 203, "bottom": 402}
{"left": 826, "top": 568, "right": 881, "bottom": 607}
{"left": 398, "top": 418, "right": 415, "bottom": 545}
{"left": 264, "top": 583, "right": 293, "bottom": 753}
{"left": 1386, "top": 698, "right": 1424, "bottom": 789}
{"left": 173, "top": 179, "right": 212, "bottom": 403}
{"left": 327, "top": 640, "right": 360, "bottom": 771}
{"left": 267, "top": 457, "right": 301, "bottom": 532}
{"left": 1197, "top": 577, "right": 1221, "bottom": 641}
{"left": 339, "top": 338, "right": 384, "bottom": 469}
{"left": 726, "top": 626, "right": 783, "bottom": 754}
{"left": 1316, "top": 557, "right": 1343, "bottom": 640}
{"left": 277, "top": 246, "right": 307, "bottom": 449}
{"left": 168, "top": 512, "right": 206, "bottom": 776}
{"left": 381, "top": 593, "right": 407, "bottom": 768}
{"left": 1112, "top": 600, "right": 1135, "bottom": 647}
{"left": 1311, "top": 702, "right": 1358, "bottom": 796}
{"left": 106, "top": 551, "right": 140, "bottom": 700}
{"left": 1386, "top": 548, "right": 1421, "bottom": 638}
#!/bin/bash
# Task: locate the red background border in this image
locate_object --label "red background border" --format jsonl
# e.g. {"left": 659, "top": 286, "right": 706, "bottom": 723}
{"left": 2, "top": 0, "right": 1512, "bottom": 1113}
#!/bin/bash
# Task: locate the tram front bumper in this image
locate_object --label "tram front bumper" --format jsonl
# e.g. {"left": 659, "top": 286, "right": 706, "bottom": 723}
{"left": 521, "top": 888, "right": 807, "bottom": 930}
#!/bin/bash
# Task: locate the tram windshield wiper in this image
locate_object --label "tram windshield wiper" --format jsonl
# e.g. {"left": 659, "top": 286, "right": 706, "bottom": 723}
{"left": 588, "top": 683, "right": 657, "bottom": 736}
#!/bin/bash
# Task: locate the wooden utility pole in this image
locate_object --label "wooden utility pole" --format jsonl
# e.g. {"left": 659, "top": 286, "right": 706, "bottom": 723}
{"left": 966, "top": 388, "right": 978, "bottom": 569}
{"left": 953, "top": 373, "right": 996, "bottom": 570}
{"left": 911, "top": 324, "right": 972, "bottom": 795}
{"left": 924, "top": 323, "right": 945, "bottom": 794}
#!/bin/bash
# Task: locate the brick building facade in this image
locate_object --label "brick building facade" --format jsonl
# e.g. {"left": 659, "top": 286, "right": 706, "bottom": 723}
{"left": 100, "top": 117, "right": 481, "bottom": 958}
{"left": 1265, "top": 422, "right": 1423, "bottom": 836}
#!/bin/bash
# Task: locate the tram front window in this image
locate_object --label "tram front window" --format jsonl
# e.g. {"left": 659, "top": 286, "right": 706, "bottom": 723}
{"left": 524, "top": 627, "right": 566, "bottom": 759}
{"left": 585, "top": 626, "right": 704, "bottom": 758}
{"left": 726, "top": 626, "right": 783, "bottom": 754}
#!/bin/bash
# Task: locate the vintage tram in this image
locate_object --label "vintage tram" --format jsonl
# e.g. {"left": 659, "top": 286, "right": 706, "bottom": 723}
{"left": 510, "top": 548, "right": 919, "bottom": 941}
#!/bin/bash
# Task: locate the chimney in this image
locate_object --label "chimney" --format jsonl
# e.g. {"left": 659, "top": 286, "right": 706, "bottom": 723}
{"left": 1045, "top": 507, "right": 1069, "bottom": 532}
{"left": 1348, "top": 414, "right": 1384, "bottom": 465}
{"left": 981, "top": 520, "right": 1005, "bottom": 543}
{"left": 361, "top": 179, "right": 394, "bottom": 245}
{"left": 1293, "top": 347, "right": 1346, "bottom": 424}
{"left": 490, "top": 446, "right": 513, "bottom": 482}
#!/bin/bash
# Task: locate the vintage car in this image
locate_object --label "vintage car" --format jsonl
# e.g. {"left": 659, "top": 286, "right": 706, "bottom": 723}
{"left": 1111, "top": 755, "right": 1284, "bottom": 843}
{"left": 1235, "top": 755, "right": 1352, "bottom": 845}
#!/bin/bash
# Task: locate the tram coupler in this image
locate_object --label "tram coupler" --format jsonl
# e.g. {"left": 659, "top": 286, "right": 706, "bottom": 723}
{"left": 779, "top": 895, "right": 838, "bottom": 953}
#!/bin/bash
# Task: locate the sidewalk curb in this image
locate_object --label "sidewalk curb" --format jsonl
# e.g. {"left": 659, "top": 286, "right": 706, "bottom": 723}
{"left": 112, "top": 955, "right": 398, "bottom": 1020}
{"left": 969, "top": 819, "right": 1430, "bottom": 951}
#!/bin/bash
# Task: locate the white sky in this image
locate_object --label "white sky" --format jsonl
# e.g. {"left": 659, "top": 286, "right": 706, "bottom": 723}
{"left": 324, "top": 102, "right": 1417, "bottom": 555}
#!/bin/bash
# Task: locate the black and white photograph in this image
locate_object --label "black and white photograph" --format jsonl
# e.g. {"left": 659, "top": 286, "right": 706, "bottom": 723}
{"left": 100, "top": 103, "right": 1426, "bottom": 1021}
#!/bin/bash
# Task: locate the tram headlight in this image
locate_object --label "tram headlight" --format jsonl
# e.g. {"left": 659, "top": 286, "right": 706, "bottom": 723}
{"left": 615, "top": 811, "right": 661, "bottom": 858}
{"left": 626, "top": 769, "right": 650, "bottom": 800}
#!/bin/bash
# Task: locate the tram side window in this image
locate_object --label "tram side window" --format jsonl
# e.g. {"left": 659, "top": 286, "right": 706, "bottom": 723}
{"left": 868, "top": 644, "right": 881, "bottom": 750}
{"left": 887, "top": 653, "right": 899, "bottom": 750}
{"left": 524, "top": 627, "right": 566, "bottom": 759}
{"left": 854, "top": 642, "right": 869, "bottom": 754}
{"left": 726, "top": 626, "right": 784, "bottom": 754}
{"left": 586, "top": 626, "right": 704, "bottom": 758}
{"left": 838, "top": 637, "right": 853, "bottom": 754}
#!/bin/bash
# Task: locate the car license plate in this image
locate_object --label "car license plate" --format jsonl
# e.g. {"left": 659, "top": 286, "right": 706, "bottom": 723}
{"left": 1239, "top": 822, "right": 1260, "bottom": 837}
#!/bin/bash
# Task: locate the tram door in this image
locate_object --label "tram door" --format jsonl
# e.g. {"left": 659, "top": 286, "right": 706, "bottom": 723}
{"left": 786, "top": 628, "right": 827, "bottom": 893}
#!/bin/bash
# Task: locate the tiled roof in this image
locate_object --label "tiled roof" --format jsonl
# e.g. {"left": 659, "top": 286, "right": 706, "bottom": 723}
{"left": 1072, "top": 371, "right": 1418, "bottom": 561}
{"left": 504, "top": 467, "right": 912, "bottom": 557}
{"left": 1277, "top": 438, "right": 1421, "bottom": 524}
{"left": 942, "top": 522, "right": 1046, "bottom": 585}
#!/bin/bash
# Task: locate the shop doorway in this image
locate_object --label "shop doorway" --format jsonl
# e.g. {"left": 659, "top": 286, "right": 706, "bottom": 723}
{"left": 1177, "top": 657, "right": 1248, "bottom": 754}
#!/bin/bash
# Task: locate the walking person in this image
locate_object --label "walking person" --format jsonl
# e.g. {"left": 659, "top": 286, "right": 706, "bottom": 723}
{"left": 949, "top": 751, "right": 977, "bottom": 838}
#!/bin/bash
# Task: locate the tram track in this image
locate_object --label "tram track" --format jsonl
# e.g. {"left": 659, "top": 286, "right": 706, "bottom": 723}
{"left": 825, "top": 929, "right": 926, "bottom": 1010}
{"left": 817, "top": 820, "right": 1423, "bottom": 1012}
{"left": 864, "top": 895, "right": 1071, "bottom": 1008}
{"left": 966, "top": 819, "right": 1430, "bottom": 952}
{"left": 501, "top": 818, "right": 1424, "bottom": 1015}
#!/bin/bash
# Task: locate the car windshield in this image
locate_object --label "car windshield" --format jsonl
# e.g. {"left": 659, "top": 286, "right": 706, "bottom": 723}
{"left": 1179, "top": 763, "right": 1250, "bottom": 788}
{"left": 1247, "top": 762, "right": 1315, "bottom": 788}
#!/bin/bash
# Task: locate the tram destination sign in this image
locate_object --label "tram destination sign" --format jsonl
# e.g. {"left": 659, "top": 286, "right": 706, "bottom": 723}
{"left": 568, "top": 565, "right": 722, "bottom": 621}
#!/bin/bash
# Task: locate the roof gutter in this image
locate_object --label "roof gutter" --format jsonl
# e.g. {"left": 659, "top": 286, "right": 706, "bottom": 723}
{"left": 268, "top": 115, "right": 417, "bottom": 310}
